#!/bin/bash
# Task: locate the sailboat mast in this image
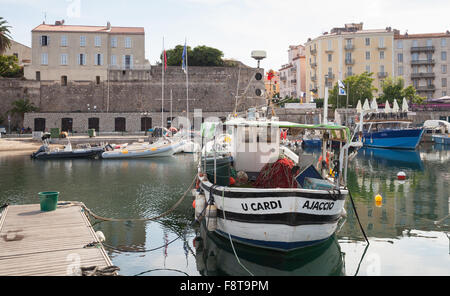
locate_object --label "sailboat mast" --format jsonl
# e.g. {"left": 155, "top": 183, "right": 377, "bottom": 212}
{"left": 162, "top": 37, "right": 165, "bottom": 128}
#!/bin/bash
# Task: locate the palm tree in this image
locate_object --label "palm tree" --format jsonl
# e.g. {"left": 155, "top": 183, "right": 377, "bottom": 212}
{"left": 0, "top": 17, "right": 12, "bottom": 54}
{"left": 9, "top": 99, "right": 38, "bottom": 127}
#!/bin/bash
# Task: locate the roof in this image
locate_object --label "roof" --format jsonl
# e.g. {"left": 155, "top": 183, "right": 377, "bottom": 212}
{"left": 32, "top": 24, "right": 145, "bottom": 34}
{"left": 395, "top": 32, "right": 450, "bottom": 39}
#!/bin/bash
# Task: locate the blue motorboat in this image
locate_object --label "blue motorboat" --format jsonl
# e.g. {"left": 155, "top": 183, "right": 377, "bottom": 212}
{"left": 359, "top": 119, "right": 424, "bottom": 150}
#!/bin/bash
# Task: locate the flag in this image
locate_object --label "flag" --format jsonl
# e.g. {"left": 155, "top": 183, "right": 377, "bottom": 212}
{"left": 182, "top": 42, "right": 187, "bottom": 74}
{"left": 338, "top": 80, "right": 346, "bottom": 95}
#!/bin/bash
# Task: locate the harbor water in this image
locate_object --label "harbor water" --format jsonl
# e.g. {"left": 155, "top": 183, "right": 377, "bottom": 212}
{"left": 0, "top": 146, "right": 449, "bottom": 276}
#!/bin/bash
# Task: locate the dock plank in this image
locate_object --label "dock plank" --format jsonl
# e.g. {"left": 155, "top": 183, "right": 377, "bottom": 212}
{"left": 0, "top": 203, "right": 115, "bottom": 276}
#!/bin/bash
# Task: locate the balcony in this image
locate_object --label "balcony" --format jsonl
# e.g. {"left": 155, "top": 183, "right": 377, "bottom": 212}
{"left": 311, "top": 75, "right": 317, "bottom": 82}
{"left": 411, "top": 59, "right": 435, "bottom": 65}
{"left": 377, "top": 45, "right": 387, "bottom": 50}
{"left": 410, "top": 72, "right": 435, "bottom": 79}
{"left": 280, "top": 76, "right": 287, "bottom": 81}
{"left": 291, "top": 79, "right": 297, "bottom": 84}
{"left": 345, "top": 72, "right": 354, "bottom": 78}
{"left": 344, "top": 44, "right": 354, "bottom": 50}
{"left": 325, "top": 73, "right": 335, "bottom": 80}
{"left": 377, "top": 72, "right": 388, "bottom": 78}
{"left": 411, "top": 46, "right": 435, "bottom": 53}
{"left": 345, "top": 59, "right": 355, "bottom": 65}
{"left": 416, "top": 85, "right": 436, "bottom": 92}
{"left": 310, "top": 48, "right": 317, "bottom": 55}
{"left": 325, "top": 48, "right": 334, "bottom": 53}
{"left": 310, "top": 62, "right": 317, "bottom": 68}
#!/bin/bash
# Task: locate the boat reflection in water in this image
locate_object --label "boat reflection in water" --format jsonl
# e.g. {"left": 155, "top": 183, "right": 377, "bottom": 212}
{"left": 194, "top": 223, "right": 345, "bottom": 276}
{"left": 356, "top": 147, "right": 424, "bottom": 170}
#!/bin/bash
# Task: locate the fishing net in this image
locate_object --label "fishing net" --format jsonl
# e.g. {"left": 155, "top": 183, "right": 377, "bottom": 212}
{"left": 254, "top": 157, "right": 297, "bottom": 188}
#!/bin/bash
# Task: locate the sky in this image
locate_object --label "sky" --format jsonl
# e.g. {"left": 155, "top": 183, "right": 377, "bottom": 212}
{"left": 1, "top": 0, "right": 450, "bottom": 71}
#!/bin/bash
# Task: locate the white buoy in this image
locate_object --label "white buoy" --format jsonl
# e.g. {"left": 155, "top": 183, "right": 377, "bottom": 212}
{"left": 397, "top": 171, "right": 406, "bottom": 180}
{"left": 96, "top": 231, "right": 106, "bottom": 242}
{"left": 205, "top": 204, "right": 217, "bottom": 231}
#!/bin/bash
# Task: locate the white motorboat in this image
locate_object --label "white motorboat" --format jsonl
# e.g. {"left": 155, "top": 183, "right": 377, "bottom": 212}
{"left": 101, "top": 137, "right": 182, "bottom": 159}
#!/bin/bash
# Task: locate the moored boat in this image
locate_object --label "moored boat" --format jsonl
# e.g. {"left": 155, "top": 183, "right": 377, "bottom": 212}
{"left": 31, "top": 140, "right": 104, "bottom": 160}
{"left": 193, "top": 111, "right": 355, "bottom": 252}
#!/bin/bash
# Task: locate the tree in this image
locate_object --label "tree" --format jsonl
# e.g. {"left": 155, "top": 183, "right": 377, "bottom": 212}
{"left": 9, "top": 99, "right": 38, "bottom": 127}
{"left": 328, "top": 72, "right": 377, "bottom": 108}
{"left": 379, "top": 76, "right": 425, "bottom": 105}
{"left": 163, "top": 45, "right": 226, "bottom": 67}
{"left": 0, "top": 55, "right": 22, "bottom": 77}
{"left": 0, "top": 17, "right": 12, "bottom": 54}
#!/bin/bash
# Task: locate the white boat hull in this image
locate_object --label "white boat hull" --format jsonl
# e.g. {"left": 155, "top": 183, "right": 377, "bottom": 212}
{"left": 101, "top": 143, "right": 180, "bottom": 159}
{"left": 198, "top": 178, "right": 347, "bottom": 251}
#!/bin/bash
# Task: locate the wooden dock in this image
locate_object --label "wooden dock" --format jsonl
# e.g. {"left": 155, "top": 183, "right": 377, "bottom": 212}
{"left": 0, "top": 203, "right": 115, "bottom": 276}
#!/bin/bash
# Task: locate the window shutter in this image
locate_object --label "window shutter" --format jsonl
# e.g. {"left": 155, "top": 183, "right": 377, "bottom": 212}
{"left": 78, "top": 54, "right": 81, "bottom": 65}
{"left": 122, "top": 55, "right": 126, "bottom": 69}
{"left": 39, "top": 36, "right": 42, "bottom": 46}
{"left": 130, "top": 55, "right": 133, "bottom": 69}
{"left": 47, "top": 36, "right": 50, "bottom": 45}
{"left": 100, "top": 54, "right": 104, "bottom": 66}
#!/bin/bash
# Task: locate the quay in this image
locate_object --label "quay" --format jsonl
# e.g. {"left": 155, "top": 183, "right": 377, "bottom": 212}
{"left": 0, "top": 203, "right": 115, "bottom": 276}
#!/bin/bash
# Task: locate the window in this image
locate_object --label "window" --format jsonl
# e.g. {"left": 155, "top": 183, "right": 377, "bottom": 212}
{"left": 36, "top": 71, "right": 40, "bottom": 81}
{"left": 111, "top": 55, "right": 117, "bottom": 66}
{"left": 328, "top": 54, "right": 332, "bottom": 62}
{"left": 40, "top": 35, "right": 49, "bottom": 46}
{"left": 80, "top": 36, "right": 86, "bottom": 47}
{"left": 111, "top": 37, "right": 117, "bottom": 48}
{"left": 412, "top": 53, "right": 419, "bottom": 61}
{"left": 78, "top": 53, "right": 86, "bottom": 65}
{"left": 345, "top": 52, "right": 352, "bottom": 61}
{"left": 413, "top": 66, "right": 418, "bottom": 74}
{"left": 398, "top": 53, "right": 403, "bottom": 62}
{"left": 95, "top": 54, "right": 103, "bottom": 66}
{"left": 61, "top": 35, "right": 67, "bottom": 47}
{"left": 379, "top": 37, "right": 384, "bottom": 48}
{"left": 61, "top": 76, "right": 67, "bottom": 86}
{"left": 365, "top": 38, "right": 370, "bottom": 46}
{"left": 443, "top": 91, "right": 447, "bottom": 96}
{"left": 426, "top": 39, "right": 432, "bottom": 46}
{"left": 380, "top": 65, "right": 385, "bottom": 73}
{"left": 347, "top": 66, "right": 352, "bottom": 75}
{"left": 125, "top": 37, "right": 132, "bottom": 48}
{"left": 443, "top": 65, "right": 447, "bottom": 74}
{"left": 41, "top": 53, "right": 48, "bottom": 65}
{"left": 60, "top": 54, "right": 68, "bottom": 65}
{"left": 442, "top": 38, "right": 447, "bottom": 47}
{"left": 427, "top": 65, "right": 433, "bottom": 73}
{"left": 96, "top": 76, "right": 101, "bottom": 85}
{"left": 366, "top": 65, "right": 371, "bottom": 73}
{"left": 380, "top": 51, "right": 385, "bottom": 59}
{"left": 95, "top": 36, "right": 101, "bottom": 47}
{"left": 398, "top": 66, "right": 403, "bottom": 75}
{"left": 443, "top": 78, "right": 447, "bottom": 87}
{"left": 365, "top": 51, "right": 370, "bottom": 60}
{"left": 123, "top": 55, "right": 133, "bottom": 69}
{"left": 442, "top": 51, "right": 447, "bottom": 61}
{"left": 412, "top": 40, "right": 418, "bottom": 47}
{"left": 427, "top": 53, "right": 433, "bottom": 61}
{"left": 327, "top": 40, "right": 332, "bottom": 50}
{"left": 397, "top": 40, "right": 403, "bottom": 49}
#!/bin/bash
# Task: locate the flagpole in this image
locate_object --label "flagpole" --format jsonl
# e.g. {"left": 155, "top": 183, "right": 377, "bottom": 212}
{"left": 170, "top": 89, "right": 173, "bottom": 128}
{"left": 162, "top": 37, "right": 165, "bottom": 128}
{"left": 185, "top": 38, "right": 189, "bottom": 130}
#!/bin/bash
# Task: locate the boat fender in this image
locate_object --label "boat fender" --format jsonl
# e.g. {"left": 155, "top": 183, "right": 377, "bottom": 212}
{"left": 205, "top": 204, "right": 217, "bottom": 232}
{"left": 95, "top": 231, "right": 106, "bottom": 242}
{"left": 195, "top": 194, "right": 207, "bottom": 220}
{"left": 397, "top": 171, "right": 406, "bottom": 180}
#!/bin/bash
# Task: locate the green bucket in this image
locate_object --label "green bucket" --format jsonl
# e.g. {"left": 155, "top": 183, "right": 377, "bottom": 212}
{"left": 38, "top": 192, "right": 59, "bottom": 212}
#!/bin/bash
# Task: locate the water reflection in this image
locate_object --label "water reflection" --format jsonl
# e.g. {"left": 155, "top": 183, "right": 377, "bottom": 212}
{"left": 356, "top": 148, "right": 424, "bottom": 170}
{"left": 194, "top": 223, "right": 345, "bottom": 276}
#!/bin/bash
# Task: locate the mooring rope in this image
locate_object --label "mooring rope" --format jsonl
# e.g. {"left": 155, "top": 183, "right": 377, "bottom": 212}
{"left": 66, "top": 174, "right": 197, "bottom": 223}
{"left": 347, "top": 189, "right": 370, "bottom": 245}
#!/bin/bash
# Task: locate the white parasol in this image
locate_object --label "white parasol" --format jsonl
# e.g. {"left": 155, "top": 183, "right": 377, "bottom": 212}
{"left": 402, "top": 97, "right": 409, "bottom": 112}
{"left": 363, "top": 99, "right": 370, "bottom": 112}
{"left": 384, "top": 100, "right": 391, "bottom": 113}
{"left": 356, "top": 100, "right": 362, "bottom": 113}
{"left": 370, "top": 98, "right": 378, "bottom": 112}
{"left": 392, "top": 99, "right": 400, "bottom": 113}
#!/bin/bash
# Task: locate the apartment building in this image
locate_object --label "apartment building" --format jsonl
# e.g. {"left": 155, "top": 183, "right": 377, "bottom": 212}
{"left": 394, "top": 31, "right": 450, "bottom": 99}
{"left": 279, "top": 45, "right": 306, "bottom": 102}
{"left": 305, "top": 23, "right": 394, "bottom": 102}
{"left": 24, "top": 20, "right": 147, "bottom": 82}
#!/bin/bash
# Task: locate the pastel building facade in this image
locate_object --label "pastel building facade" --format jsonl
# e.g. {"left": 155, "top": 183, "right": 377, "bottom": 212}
{"left": 394, "top": 31, "right": 450, "bottom": 99}
{"left": 305, "top": 23, "right": 394, "bottom": 102}
{"left": 279, "top": 45, "right": 306, "bottom": 102}
{"left": 24, "top": 21, "right": 148, "bottom": 82}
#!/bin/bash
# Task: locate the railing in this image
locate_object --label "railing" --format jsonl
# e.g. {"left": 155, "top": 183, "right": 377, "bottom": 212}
{"left": 411, "top": 72, "right": 435, "bottom": 79}
{"left": 411, "top": 59, "right": 435, "bottom": 65}
{"left": 325, "top": 73, "right": 335, "bottom": 80}
{"left": 411, "top": 46, "right": 435, "bottom": 52}
{"left": 291, "top": 79, "right": 297, "bottom": 84}
{"left": 345, "top": 59, "right": 355, "bottom": 65}
{"left": 311, "top": 75, "right": 317, "bottom": 81}
{"left": 344, "top": 44, "right": 354, "bottom": 50}
{"left": 310, "top": 62, "right": 317, "bottom": 68}
{"left": 377, "top": 45, "right": 387, "bottom": 50}
{"left": 416, "top": 84, "right": 436, "bottom": 91}
{"left": 310, "top": 48, "right": 317, "bottom": 55}
{"left": 377, "top": 72, "right": 388, "bottom": 78}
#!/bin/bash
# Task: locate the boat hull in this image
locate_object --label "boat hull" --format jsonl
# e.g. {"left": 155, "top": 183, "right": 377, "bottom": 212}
{"left": 362, "top": 128, "right": 424, "bottom": 150}
{"left": 31, "top": 148, "right": 104, "bottom": 159}
{"left": 199, "top": 180, "right": 347, "bottom": 252}
{"left": 433, "top": 135, "right": 450, "bottom": 145}
{"left": 101, "top": 144, "right": 178, "bottom": 159}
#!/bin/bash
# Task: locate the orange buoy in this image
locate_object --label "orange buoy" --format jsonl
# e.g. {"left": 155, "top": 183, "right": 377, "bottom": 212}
{"left": 192, "top": 200, "right": 196, "bottom": 209}
{"left": 229, "top": 177, "right": 236, "bottom": 185}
